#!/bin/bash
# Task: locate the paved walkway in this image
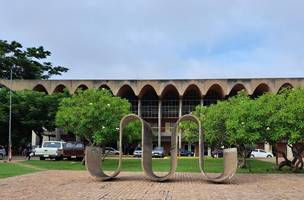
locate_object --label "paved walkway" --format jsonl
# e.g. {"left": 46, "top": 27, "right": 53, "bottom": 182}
{"left": 0, "top": 170, "right": 304, "bottom": 200}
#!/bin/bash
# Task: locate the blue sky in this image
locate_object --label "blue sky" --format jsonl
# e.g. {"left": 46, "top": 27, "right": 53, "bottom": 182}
{"left": 0, "top": 0, "right": 304, "bottom": 79}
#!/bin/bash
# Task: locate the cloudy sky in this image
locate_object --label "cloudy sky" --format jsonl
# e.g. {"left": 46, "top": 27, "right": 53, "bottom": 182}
{"left": 0, "top": 0, "right": 304, "bottom": 79}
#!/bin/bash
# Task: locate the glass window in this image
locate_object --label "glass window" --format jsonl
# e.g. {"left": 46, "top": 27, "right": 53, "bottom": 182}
{"left": 43, "top": 142, "right": 61, "bottom": 148}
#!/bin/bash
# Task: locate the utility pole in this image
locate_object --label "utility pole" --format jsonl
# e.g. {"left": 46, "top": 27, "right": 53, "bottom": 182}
{"left": 8, "top": 67, "right": 12, "bottom": 162}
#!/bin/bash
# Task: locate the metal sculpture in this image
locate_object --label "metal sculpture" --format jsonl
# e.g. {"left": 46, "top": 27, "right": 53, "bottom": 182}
{"left": 85, "top": 114, "right": 237, "bottom": 183}
{"left": 176, "top": 114, "right": 237, "bottom": 183}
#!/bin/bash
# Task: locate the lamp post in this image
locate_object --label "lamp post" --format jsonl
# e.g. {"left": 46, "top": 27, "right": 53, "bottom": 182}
{"left": 8, "top": 67, "right": 13, "bottom": 161}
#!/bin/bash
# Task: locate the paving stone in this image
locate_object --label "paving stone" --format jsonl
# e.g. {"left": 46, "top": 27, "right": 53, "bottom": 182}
{"left": 0, "top": 171, "right": 304, "bottom": 200}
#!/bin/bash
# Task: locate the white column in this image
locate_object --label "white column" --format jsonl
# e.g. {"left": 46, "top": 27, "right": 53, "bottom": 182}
{"left": 158, "top": 99, "right": 161, "bottom": 147}
{"left": 188, "top": 142, "right": 191, "bottom": 152}
{"left": 138, "top": 99, "right": 141, "bottom": 117}
{"left": 264, "top": 143, "right": 272, "bottom": 152}
{"left": 178, "top": 98, "right": 182, "bottom": 150}
{"left": 208, "top": 147, "right": 211, "bottom": 157}
{"left": 200, "top": 99, "right": 204, "bottom": 106}
{"left": 287, "top": 145, "right": 293, "bottom": 160}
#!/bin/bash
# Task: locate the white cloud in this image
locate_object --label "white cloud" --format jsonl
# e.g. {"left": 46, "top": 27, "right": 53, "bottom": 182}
{"left": 0, "top": 0, "right": 303, "bottom": 79}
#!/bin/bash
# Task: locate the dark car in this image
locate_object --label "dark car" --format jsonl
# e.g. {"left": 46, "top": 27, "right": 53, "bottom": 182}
{"left": 211, "top": 149, "right": 223, "bottom": 158}
{"left": 62, "top": 142, "right": 85, "bottom": 160}
{"left": 179, "top": 149, "right": 194, "bottom": 157}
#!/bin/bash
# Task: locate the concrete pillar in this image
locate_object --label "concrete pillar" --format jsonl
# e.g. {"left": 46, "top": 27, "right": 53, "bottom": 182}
{"left": 208, "top": 147, "right": 211, "bottom": 157}
{"left": 138, "top": 99, "right": 141, "bottom": 117}
{"left": 158, "top": 99, "right": 161, "bottom": 147}
{"left": 264, "top": 143, "right": 272, "bottom": 152}
{"left": 55, "top": 128, "right": 61, "bottom": 141}
{"left": 31, "top": 131, "right": 39, "bottom": 146}
{"left": 178, "top": 98, "right": 182, "bottom": 150}
{"left": 287, "top": 145, "right": 293, "bottom": 160}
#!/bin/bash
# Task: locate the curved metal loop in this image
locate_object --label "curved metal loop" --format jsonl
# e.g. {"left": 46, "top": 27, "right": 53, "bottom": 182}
{"left": 122, "top": 114, "right": 177, "bottom": 181}
{"left": 142, "top": 119, "right": 177, "bottom": 182}
{"left": 176, "top": 114, "right": 237, "bottom": 183}
{"left": 85, "top": 146, "right": 121, "bottom": 181}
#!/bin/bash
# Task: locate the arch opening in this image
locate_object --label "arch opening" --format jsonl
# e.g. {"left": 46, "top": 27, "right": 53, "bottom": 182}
{"left": 53, "top": 84, "right": 69, "bottom": 94}
{"left": 204, "top": 84, "right": 224, "bottom": 106}
{"left": 252, "top": 83, "right": 270, "bottom": 98}
{"left": 278, "top": 83, "right": 293, "bottom": 93}
{"left": 117, "top": 85, "right": 138, "bottom": 114}
{"left": 75, "top": 84, "right": 88, "bottom": 93}
{"left": 182, "top": 84, "right": 201, "bottom": 115}
{"left": 228, "top": 84, "right": 247, "bottom": 97}
{"left": 99, "top": 84, "right": 113, "bottom": 95}
{"left": 33, "top": 84, "right": 48, "bottom": 94}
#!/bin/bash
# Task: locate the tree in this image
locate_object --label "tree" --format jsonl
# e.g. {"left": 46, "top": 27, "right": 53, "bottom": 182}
{"left": 268, "top": 88, "right": 304, "bottom": 171}
{"left": 0, "top": 40, "right": 68, "bottom": 79}
{"left": 179, "top": 121, "right": 199, "bottom": 146}
{"left": 0, "top": 88, "right": 68, "bottom": 148}
{"left": 194, "top": 92, "right": 262, "bottom": 168}
{"left": 56, "top": 89, "right": 131, "bottom": 146}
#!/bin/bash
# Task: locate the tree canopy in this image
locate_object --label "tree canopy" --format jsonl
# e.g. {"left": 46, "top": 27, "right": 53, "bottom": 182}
{"left": 0, "top": 40, "right": 68, "bottom": 79}
{"left": 0, "top": 88, "right": 69, "bottom": 147}
{"left": 56, "top": 89, "right": 131, "bottom": 145}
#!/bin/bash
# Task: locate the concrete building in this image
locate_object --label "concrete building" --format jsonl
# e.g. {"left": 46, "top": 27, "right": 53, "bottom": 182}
{"left": 1, "top": 78, "right": 303, "bottom": 156}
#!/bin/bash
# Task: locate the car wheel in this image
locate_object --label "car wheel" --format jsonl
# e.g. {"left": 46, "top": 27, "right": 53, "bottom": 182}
{"left": 188, "top": 154, "right": 191, "bottom": 157}
{"left": 115, "top": 152, "right": 119, "bottom": 155}
{"left": 0, "top": 154, "right": 3, "bottom": 160}
{"left": 267, "top": 155, "right": 272, "bottom": 158}
{"left": 40, "top": 157, "right": 45, "bottom": 160}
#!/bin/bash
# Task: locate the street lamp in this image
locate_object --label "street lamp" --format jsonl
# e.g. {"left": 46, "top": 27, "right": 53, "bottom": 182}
{"left": 8, "top": 66, "right": 12, "bottom": 161}
{"left": 3, "top": 67, "right": 13, "bottom": 161}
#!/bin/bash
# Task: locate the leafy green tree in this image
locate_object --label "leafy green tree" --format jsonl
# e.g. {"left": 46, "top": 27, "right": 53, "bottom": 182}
{"left": 179, "top": 121, "right": 199, "bottom": 147}
{"left": 194, "top": 101, "right": 230, "bottom": 149}
{"left": 56, "top": 89, "right": 131, "bottom": 146}
{"left": 0, "top": 88, "right": 68, "bottom": 148}
{"left": 123, "top": 120, "right": 141, "bottom": 144}
{"left": 0, "top": 40, "right": 68, "bottom": 79}
{"left": 268, "top": 88, "right": 304, "bottom": 171}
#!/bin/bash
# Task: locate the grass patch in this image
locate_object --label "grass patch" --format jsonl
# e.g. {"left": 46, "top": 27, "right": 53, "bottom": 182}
{"left": 21, "top": 157, "right": 297, "bottom": 174}
{"left": 0, "top": 162, "right": 40, "bottom": 179}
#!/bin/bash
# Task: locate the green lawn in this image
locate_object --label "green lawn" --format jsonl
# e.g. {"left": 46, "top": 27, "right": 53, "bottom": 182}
{"left": 0, "top": 162, "right": 40, "bottom": 179}
{"left": 1, "top": 157, "right": 301, "bottom": 179}
{"left": 22, "top": 157, "right": 285, "bottom": 173}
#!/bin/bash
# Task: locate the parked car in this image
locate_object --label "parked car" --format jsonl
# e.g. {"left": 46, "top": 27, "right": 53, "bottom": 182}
{"left": 251, "top": 149, "right": 273, "bottom": 158}
{"left": 0, "top": 145, "right": 6, "bottom": 160}
{"left": 152, "top": 147, "right": 164, "bottom": 158}
{"left": 211, "top": 148, "right": 223, "bottom": 158}
{"left": 133, "top": 147, "right": 142, "bottom": 157}
{"left": 105, "top": 147, "right": 119, "bottom": 155}
{"left": 62, "top": 142, "right": 85, "bottom": 160}
{"left": 34, "top": 141, "right": 66, "bottom": 160}
{"left": 179, "top": 148, "right": 194, "bottom": 157}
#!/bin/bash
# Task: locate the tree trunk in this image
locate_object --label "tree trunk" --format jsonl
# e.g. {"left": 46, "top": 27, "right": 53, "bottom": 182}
{"left": 278, "top": 143, "right": 304, "bottom": 172}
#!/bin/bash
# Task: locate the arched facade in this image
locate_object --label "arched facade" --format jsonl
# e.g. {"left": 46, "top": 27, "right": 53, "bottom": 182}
{"left": 1, "top": 78, "right": 304, "bottom": 152}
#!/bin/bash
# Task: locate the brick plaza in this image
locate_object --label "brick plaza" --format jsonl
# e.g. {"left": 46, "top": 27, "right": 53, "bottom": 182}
{"left": 1, "top": 170, "right": 304, "bottom": 200}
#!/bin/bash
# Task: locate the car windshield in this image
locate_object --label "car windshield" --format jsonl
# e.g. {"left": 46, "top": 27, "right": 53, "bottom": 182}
{"left": 75, "top": 143, "right": 84, "bottom": 148}
{"left": 65, "top": 143, "right": 74, "bottom": 148}
{"left": 154, "top": 147, "right": 163, "bottom": 151}
{"left": 43, "top": 142, "right": 61, "bottom": 148}
{"left": 135, "top": 147, "right": 141, "bottom": 151}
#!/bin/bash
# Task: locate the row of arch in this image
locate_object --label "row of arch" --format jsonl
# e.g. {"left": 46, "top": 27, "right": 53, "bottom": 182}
{"left": 31, "top": 82, "right": 293, "bottom": 99}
